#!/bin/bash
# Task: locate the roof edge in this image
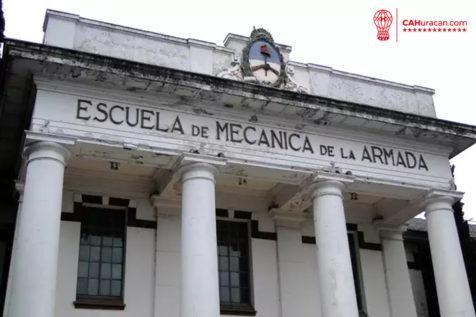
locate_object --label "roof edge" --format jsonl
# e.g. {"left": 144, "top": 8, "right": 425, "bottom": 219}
{"left": 43, "top": 9, "right": 233, "bottom": 53}
{"left": 3, "top": 38, "right": 476, "bottom": 158}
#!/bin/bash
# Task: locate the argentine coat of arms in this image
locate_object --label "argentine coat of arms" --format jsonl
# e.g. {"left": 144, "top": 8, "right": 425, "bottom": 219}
{"left": 217, "top": 28, "right": 308, "bottom": 93}
{"left": 241, "top": 28, "right": 286, "bottom": 87}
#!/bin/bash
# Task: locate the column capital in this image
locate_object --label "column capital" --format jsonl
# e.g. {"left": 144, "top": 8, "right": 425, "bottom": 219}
{"left": 313, "top": 171, "right": 355, "bottom": 184}
{"left": 423, "top": 189, "right": 463, "bottom": 215}
{"left": 24, "top": 141, "right": 70, "bottom": 166}
{"left": 15, "top": 180, "right": 24, "bottom": 195}
{"left": 14, "top": 181, "right": 24, "bottom": 193}
{"left": 269, "top": 209, "right": 308, "bottom": 228}
{"left": 14, "top": 181, "right": 25, "bottom": 203}
{"left": 311, "top": 172, "right": 354, "bottom": 199}
{"left": 177, "top": 153, "right": 226, "bottom": 182}
{"left": 179, "top": 162, "right": 219, "bottom": 183}
{"left": 150, "top": 195, "right": 180, "bottom": 215}
{"left": 179, "top": 152, "right": 227, "bottom": 167}
{"left": 376, "top": 224, "right": 408, "bottom": 241}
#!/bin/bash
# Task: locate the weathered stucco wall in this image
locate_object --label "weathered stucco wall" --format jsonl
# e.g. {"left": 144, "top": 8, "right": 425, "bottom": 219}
{"left": 32, "top": 84, "right": 454, "bottom": 192}
{"left": 56, "top": 189, "right": 284, "bottom": 317}
{"left": 55, "top": 187, "right": 399, "bottom": 317}
{"left": 56, "top": 193, "right": 156, "bottom": 317}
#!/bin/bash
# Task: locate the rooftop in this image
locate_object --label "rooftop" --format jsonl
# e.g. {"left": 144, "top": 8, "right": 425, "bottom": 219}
{"left": 406, "top": 217, "right": 476, "bottom": 238}
{"left": 42, "top": 9, "right": 438, "bottom": 118}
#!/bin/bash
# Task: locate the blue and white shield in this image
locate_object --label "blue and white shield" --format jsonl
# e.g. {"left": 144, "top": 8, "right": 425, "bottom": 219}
{"left": 248, "top": 40, "right": 281, "bottom": 85}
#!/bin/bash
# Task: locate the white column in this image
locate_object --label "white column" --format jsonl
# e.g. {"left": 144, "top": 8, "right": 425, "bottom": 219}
{"left": 179, "top": 162, "right": 220, "bottom": 317}
{"left": 380, "top": 226, "right": 418, "bottom": 317}
{"left": 7, "top": 141, "right": 69, "bottom": 317}
{"left": 312, "top": 176, "right": 359, "bottom": 317}
{"left": 425, "top": 193, "right": 475, "bottom": 317}
{"left": 270, "top": 211, "right": 313, "bottom": 317}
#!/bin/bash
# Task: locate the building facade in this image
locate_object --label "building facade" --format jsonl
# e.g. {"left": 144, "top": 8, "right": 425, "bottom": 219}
{"left": 1, "top": 9, "right": 476, "bottom": 317}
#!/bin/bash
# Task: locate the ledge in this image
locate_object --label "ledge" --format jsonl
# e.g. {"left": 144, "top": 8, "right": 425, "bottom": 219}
{"left": 3, "top": 39, "right": 476, "bottom": 158}
{"left": 44, "top": 9, "right": 231, "bottom": 52}
{"left": 73, "top": 298, "right": 125, "bottom": 310}
{"left": 221, "top": 305, "right": 257, "bottom": 316}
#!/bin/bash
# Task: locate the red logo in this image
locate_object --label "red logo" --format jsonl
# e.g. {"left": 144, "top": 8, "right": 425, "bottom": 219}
{"left": 374, "top": 9, "right": 393, "bottom": 41}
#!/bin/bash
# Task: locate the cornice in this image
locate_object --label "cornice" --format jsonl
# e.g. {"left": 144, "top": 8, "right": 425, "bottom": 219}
{"left": 3, "top": 39, "right": 476, "bottom": 158}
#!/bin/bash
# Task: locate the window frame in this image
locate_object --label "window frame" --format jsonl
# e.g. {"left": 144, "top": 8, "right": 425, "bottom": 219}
{"left": 347, "top": 231, "right": 367, "bottom": 315}
{"left": 73, "top": 205, "right": 127, "bottom": 310}
{"left": 216, "top": 216, "right": 256, "bottom": 316}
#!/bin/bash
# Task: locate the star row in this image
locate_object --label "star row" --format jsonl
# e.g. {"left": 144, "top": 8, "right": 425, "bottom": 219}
{"left": 402, "top": 28, "right": 467, "bottom": 32}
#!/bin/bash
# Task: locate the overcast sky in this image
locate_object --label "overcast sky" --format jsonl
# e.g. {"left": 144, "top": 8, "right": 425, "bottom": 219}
{"left": 3, "top": 0, "right": 475, "bottom": 220}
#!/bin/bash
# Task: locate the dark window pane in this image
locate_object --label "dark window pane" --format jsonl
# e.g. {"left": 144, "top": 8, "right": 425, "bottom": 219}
{"left": 216, "top": 219, "right": 252, "bottom": 306}
{"left": 111, "top": 280, "right": 122, "bottom": 296}
{"left": 76, "top": 207, "right": 126, "bottom": 300}
{"left": 88, "top": 278, "right": 99, "bottom": 295}
{"left": 238, "top": 223, "right": 248, "bottom": 236}
{"left": 112, "top": 248, "right": 122, "bottom": 263}
{"left": 102, "top": 247, "right": 112, "bottom": 262}
{"left": 219, "top": 256, "right": 228, "bottom": 271}
{"left": 101, "top": 263, "right": 111, "bottom": 279}
{"left": 218, "top": 245, "right": 228, "bottom": 256}
{"left": 90, "top": 247, "right": 100, "bottom": 262}
{"left": 89, "top": 262, "right": 99, "bottom": 278}
{"left": 80, "top": 234, "right": 89, "bottom": 245}
{"left": 230, "top": 272, "right": 240, "bottom": 287}
{"left": 239, "top": 242, "right": 248, "bottom": 256}
{"left": 90, "top": 235, "right": 101, "bottom": 246}
{"left": 228, "top": 223, "right": 240, "bottom": 237}
{"left": 239, "top": 257, "right": 249, "bottom": 272}
{"left": 100, "top": 279, "right": 110, "bottom": 296}
{"left": 220, "top": 272, "right": 229, "bottom": 286}
{"left": 77, "top": 278, "right": 88, "bottom": 295}
{"left": 113, "top": 237, "right": 123, "bottom": 247}
{"left": 112, "top": 264, "right": 122, "bottom": 279}
{"left": 217, "top": 221, "right": 227, "bottom": 236}
{"left": 220, "top": 287, "right": 230, "bottom": 303}
{"left": 231, "top": 287, "right": 241, "bottom": 303}
{"left": 230, "top": 242, "right": 240, "bottom": 256}
{"left": 240, "top": 273, "right": 249, "bottom": 287}
{"left": 79, "top": 245, "right": 89, "bottom": 261}
{"left": 241, "top": 287, "right": 250, "bottom": 303}
{"left": 78, "top": 261, "right": 89, "bottom": 278}
{"left": 102, "top": 237, "right": 113, "bottom": 246}
{"left": 230, "top": 257, "right": 239, "bottom": 272}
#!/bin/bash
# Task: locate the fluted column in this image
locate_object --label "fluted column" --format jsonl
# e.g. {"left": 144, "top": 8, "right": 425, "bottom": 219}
{"left": 312, "top": 174, "right": 359, "bottom": 317}
{"left": 7, "top": 141, "right": 69, "bottom": 317}
{"left": 179, "top": 162, "right": 220, "bottom": 317}
{"left": 425, "top": 191, "right": 475, "bottom": 317}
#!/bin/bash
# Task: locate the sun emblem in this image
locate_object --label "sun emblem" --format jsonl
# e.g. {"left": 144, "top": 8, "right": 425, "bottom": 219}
{"left": 241, "top": 28, "right": 285, "bottom": 87}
